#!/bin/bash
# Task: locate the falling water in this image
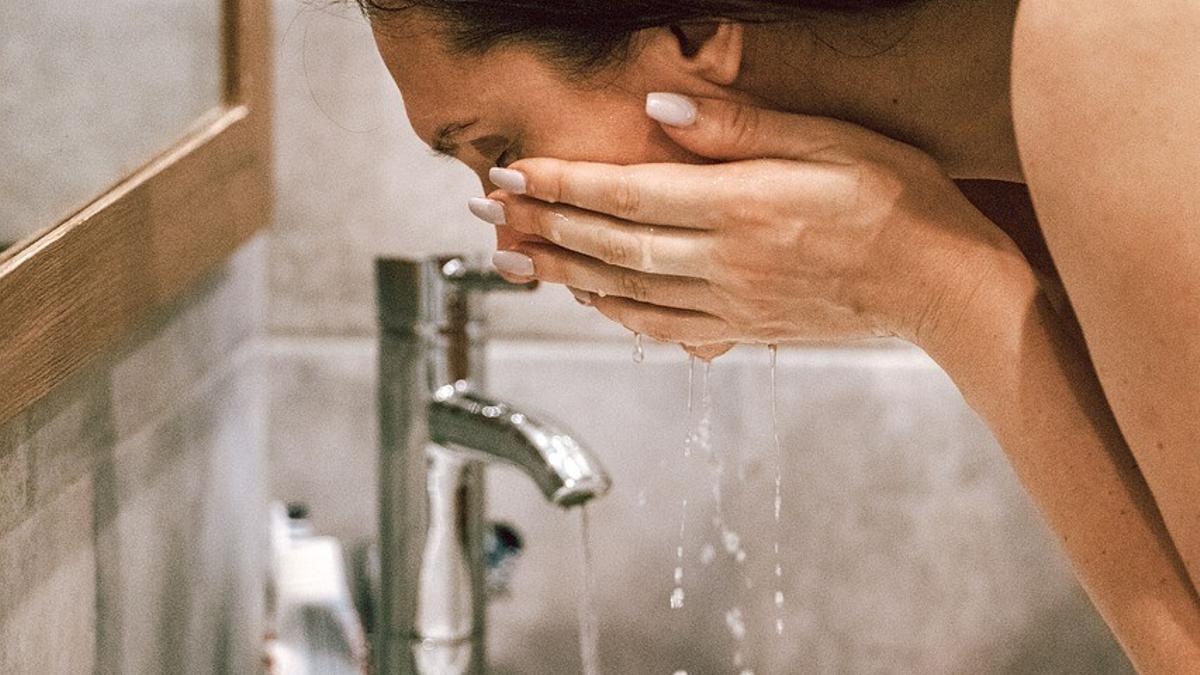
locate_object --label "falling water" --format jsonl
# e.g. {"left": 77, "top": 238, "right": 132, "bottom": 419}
{"left": 633, "top": 333, "right": 646, "bottom": 364}
{"left": 769, "top": 345, "right": 785, "bottom": 636}
{"left": 670, "top": 356, "right": 698, "bottom": 609}
{"left": 577, "top": 506, "right": 602, "bottom": 675}
{"left": 670, "top": 499, "right": 687, "bottom": 611}
{"left": 698, "top": 359, "right": 749, "bottom": 573}
{"left": 687, "top": 355, "right": 696, "bottom": 415}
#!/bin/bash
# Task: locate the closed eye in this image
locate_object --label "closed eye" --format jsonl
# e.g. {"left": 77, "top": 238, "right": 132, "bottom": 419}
{"left": 495, "top": 148, "right": 518, "bottom": 168}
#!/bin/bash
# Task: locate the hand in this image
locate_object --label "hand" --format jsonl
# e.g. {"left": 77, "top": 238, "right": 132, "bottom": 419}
{"left": 473, "top": 94, "right": 1026, "bottom": 354}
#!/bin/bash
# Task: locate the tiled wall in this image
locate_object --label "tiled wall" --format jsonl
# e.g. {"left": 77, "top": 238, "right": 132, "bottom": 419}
{"left": 0, "top": 237, "right": 269, "bottom": 674}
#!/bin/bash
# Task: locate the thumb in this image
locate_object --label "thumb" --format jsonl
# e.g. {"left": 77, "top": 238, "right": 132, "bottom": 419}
{"left": 645, "top": 92, "right": 861, "bottom": 162}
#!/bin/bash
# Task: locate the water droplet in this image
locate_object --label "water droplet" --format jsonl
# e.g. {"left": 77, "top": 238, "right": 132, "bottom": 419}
{"left": 722, "top": 529, "right": 740, "bottom": 555}
{"left": 632, "top": 332, "right": 645, "bottom": 364}
{"left": 775, "top": 618, "right": 785, "bottom": 636}
{"left": 724, "top": 608, "right": 747, "bottom": 641}
{"left": 673, "top": 566, "right": 683, "bottom": 584}
{"left": 669, "top": 587, "right": 685, "bottom": 609}
{"left": 775, "top": 590, "right": 785, "bottom": 607}
{"left": 636, "top": 489, "right": 647, "bottom": 508}
{"left": 735, "top": 549, "right": 747, "bottom": 564}
{"left": 682, "top": 431, "right": 696, "bottom": 458}
{"left": 699, "top": 543, "right": 716, "bottom": 566}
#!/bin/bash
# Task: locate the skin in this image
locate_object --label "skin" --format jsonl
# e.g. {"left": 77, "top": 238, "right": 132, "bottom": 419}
{"left": 371, "top": 1, "right": 1200, "bottom": 669}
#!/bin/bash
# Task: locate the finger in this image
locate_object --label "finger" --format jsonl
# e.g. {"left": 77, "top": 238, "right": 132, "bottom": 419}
{"left": 684, "top": 343, "right": 735, "bottom": 362}
{"left": 495, "top": 156, "right": 844, "bottom": 229}
{"left": 645, "top": 92, "right": 882, "bottom": 163}
{"left": 514, "top": 242, "right": 714, "bottom": 312}
{"left": 494, "top": 224, "right": 545, "bottom": 282}
{"left": 494, "top": 194, "right": 712, "bottom": 277}
{"left": 495, "top": 159, "right": 730, "bottom": 228}
{"left": 590, "top": 295, "right": 732, "bottom": 347}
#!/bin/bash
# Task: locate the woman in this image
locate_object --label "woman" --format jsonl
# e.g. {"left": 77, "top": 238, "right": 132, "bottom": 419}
{"left": 360, "top": 0, "right": 1200, "bottom": 669}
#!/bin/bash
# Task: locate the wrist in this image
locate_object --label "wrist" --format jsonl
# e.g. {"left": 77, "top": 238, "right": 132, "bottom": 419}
{"left": 909, "top": 238, "right": 1042, "bottom": 367}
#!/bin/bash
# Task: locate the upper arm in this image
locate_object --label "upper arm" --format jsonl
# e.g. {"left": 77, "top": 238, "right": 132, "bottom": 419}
{"left": 1012, "top": 0, "right": 1200, "bottom": 585}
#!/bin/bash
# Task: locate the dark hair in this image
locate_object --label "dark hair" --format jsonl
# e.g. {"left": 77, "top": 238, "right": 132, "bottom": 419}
{"left": 357, "top": 0, "right": 925, "bottom": 74}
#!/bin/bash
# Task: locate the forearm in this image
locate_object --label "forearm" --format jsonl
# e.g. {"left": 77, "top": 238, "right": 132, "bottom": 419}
{"left": 921, "top": 254, "right": 1200, "bottom": 672}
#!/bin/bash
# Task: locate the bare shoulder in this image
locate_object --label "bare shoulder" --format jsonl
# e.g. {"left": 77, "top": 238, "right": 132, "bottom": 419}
{"left": 1009, "top": 0, "right": 1200, "bottom": 361}
{"left": 1010, "top": 0, "right": 1200, "bottom": 587}
{"left": 1011, "top": 0, "right": 1200, "bottom": 191}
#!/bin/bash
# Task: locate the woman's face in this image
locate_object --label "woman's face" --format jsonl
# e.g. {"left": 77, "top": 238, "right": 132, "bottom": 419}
{"left": 371, "top": 16, "right": 741, "bottom": 191}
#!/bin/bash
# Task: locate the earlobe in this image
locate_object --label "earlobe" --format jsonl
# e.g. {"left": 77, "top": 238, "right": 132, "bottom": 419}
{"left": 670, "top": 22, "right": 744, "bottom": 87}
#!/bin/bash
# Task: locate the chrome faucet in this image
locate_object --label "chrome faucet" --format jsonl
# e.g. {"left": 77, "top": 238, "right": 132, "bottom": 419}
{"left": 374, "top": 255, "right": 611, "bottom": 674}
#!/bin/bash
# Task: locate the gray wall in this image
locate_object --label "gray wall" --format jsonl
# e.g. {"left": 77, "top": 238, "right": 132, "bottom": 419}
{"left": 0, "top": 238, "right": 269, "bottom": 673}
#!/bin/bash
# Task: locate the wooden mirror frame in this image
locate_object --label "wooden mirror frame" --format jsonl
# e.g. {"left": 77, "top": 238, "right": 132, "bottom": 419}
{"left": 0, "top": 0, "right": 273, "bottom": 424}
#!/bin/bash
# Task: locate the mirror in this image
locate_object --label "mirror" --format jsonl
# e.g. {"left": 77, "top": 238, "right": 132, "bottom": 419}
{"left": 0, "top": 0, "right": 271, "bottom": 425}
{"left": 0, "top": 1, "right": 224, "bottom": 257}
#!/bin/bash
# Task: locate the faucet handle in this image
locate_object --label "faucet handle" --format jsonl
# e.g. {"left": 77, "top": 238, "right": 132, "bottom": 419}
{"left": 439, "top": 256, "right": 537, "bottom": 294}
{"left": 376, "top": 255, "right": 534, "bottom": 334}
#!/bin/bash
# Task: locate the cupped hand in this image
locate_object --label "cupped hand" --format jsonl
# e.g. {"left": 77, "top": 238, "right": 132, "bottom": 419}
{"left": 471, "top": 94, "right": 1025, "bottom": 356}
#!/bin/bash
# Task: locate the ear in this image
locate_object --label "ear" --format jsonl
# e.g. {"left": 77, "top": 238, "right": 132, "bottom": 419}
{"left": 654, "top": 22, "right": 745, "bottom": 87}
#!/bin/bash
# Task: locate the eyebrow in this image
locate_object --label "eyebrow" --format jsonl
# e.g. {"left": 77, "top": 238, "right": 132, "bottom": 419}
{"left": 431, "top": 118, "right": 478, "bottom": 157}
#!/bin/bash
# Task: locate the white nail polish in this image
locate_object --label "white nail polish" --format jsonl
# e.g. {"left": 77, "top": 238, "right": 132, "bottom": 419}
{"left": 492, "top": 250, "right": 535, "bottom": 277}
{"left": 489, "top": 167, "right": 527, "bottom": 194}
{"left": 467, "top": 197, "right": 505, "bottom": 224}
{"left": 645, "top": 92, "right": 697, "bottom": 127}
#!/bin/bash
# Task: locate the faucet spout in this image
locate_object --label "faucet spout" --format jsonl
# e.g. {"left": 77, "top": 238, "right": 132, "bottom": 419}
{"left": 430, "top": 383, "right": 611, "bottom": 507}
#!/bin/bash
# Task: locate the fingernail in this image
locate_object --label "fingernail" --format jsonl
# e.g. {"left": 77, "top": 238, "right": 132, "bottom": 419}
{"left": 467, "top": 197, "right": 506, "bottom": 224}
{"left": 646, "top": 92, "right": 697, "bottom": 127}
{"left": 489, "top": 167, "right": 527, "bottom": 194}
{"left": 492, "top": 250, "right": 535, "bottom": 277}
{"left": 569, "top": 288, "right": 594, "bottom": 306}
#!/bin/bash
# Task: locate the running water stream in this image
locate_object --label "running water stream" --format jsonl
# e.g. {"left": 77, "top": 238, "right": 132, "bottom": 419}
{"left": 670, "top": 355, "right": 699, "bottom": 610}
{"left": 769, "top": 345, "right": 785, "bottom": 636}
{"left": 641, "top": 339, "right": 789, "bottom": 673}
{"left": 577, "top": 506, "right": 602, "bottom": 675}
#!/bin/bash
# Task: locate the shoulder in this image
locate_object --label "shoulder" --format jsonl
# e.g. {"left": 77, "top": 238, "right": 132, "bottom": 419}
{"left": 1010, "top": 1, "right": 1200, "bottom": 179}
{"left": 1010, "top": 0, "right": 1200, "bottom": 236}
{"left": 1007, "top": 0, "right": 1200, "bottom": 452}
